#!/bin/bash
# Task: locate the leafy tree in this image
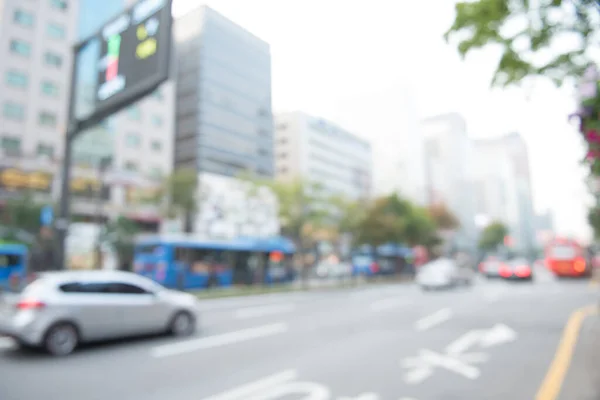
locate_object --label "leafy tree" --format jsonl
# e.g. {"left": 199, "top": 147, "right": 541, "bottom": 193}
{"left": 478, "top": 221, "right": 509, "bottom": 251}
{"left": 588, "top": 206, "right": 600, "bottom": 239}
{"left": 99, "top": 216, "right": 141, "bottom": 271}
{"left": 444, "top": 0, "right": 596, "bottom": 87}
{"left": 404, "top": 206, "right": 439, "bottom": 247}
{"left": 0, "top": 193, "right": 47, "bottom": 235}
{"left": 163, "top": 168, "right": 199, "bottom": 233}
{"left": 428, "top": 203, "right": 460, "bottom": 230}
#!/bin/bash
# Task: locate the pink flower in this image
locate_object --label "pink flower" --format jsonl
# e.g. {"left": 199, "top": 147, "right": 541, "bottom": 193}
{"left": 587, "top": 130, "right": 600, "bottom": 143}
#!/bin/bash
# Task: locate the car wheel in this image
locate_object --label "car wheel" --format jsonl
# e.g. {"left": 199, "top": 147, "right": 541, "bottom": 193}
{"left": 169, "top": 311, "right": 195, "bottom": 337}
{"left": 43, "top": 322, "right": 79, "bottom": 356}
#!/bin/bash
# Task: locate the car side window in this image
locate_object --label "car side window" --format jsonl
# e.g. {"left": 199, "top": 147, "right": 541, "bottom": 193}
{"left": 109, "top": 282, "right": 150, "bottom": 295}
{"left": 58, "top": 282, "right": 112, "bottom": 293}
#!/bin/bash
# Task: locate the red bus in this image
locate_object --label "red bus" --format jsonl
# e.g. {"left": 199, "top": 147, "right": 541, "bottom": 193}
{"left": 545, "top": 238, "right": 590, "bottom": 278}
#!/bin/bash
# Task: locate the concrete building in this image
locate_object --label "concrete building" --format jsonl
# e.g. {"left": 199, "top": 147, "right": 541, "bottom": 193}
{"left": 173, "top": 5, "right": 274, "bottom": 178}
{"left": 421, "top": 113, "right": 477, "bottom": 250}
{"left": 274, "top": 111, "right": 372, "bottom": 200}
{"left": 0, "top": 0, "right": 78, "bottom": 161}
{"left": 474, "top": 133, "right": 536, "bottom": 253}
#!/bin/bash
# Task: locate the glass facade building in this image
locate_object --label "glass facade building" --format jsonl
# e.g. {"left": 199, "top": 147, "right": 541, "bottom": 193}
{"left": 175, "top": 6, "right": 274, "bottom": 178}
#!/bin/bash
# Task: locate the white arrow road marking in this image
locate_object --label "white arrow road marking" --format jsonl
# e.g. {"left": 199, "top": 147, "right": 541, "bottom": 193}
{"left": 446, "top": 324, "right": 517, "bottom": 354}
{"left": 200, "top": 370, "right": 297, "bottom": 400}
{"left": 415, "top": 308, "right": 453, "bottom": 331}
{"left": 404, "top": 366, "right": 433, "bottom": 384}
{"left": 479, "top": 324, "right": 518, "bottom": 348}
{"left": 445, "top": 330, "right": 483, "bottom": 355}
{"left": 370, "top": 297, "right": 406, "bottom": 312}
{"left": 420, "top": 349, "right": 481, "bottom": 379}
{"left": 151, "top": 323, "right": 288, "bottom": 358}
{"left": 235, "top": 304, "right": 296, "bottom": 319}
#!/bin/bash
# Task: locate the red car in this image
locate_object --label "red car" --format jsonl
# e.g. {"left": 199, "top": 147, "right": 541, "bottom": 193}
{"left": 499, "top": 258, "right": 534, "bottom": 281}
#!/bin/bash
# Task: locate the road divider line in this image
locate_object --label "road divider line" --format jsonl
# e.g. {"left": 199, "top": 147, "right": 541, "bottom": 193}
{"left": 370, "top": 297, "right": 406, "bottom": 312}
{"left": 535, "top": 304, "right": 598, "bottom": 400}
{"left": 415, "top": 308, "right": 453, "bottom": 331}
{"left": 150, "top": 323, "right": 289, "bottom": 358}
{"left": 234, "top": 304, "right": 296, "bottom": 319}
{"left": 200, "top": 370, "right": 297, "bottom": 400}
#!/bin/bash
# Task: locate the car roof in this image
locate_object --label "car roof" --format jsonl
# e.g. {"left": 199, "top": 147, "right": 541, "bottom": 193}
{"left": 37, "top": 270, "right": 144, "bottom": 284}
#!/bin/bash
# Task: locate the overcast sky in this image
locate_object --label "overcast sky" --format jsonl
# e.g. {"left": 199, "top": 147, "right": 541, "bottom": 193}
{"left": 172, "top": 0, "right": 592, "bottom": 242}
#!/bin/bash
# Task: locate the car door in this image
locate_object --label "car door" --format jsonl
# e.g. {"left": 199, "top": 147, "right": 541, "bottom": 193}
{"left": 59, "top": 281, "right": 126, "bottom": 341}
{"left": 108, "top": 281, "right": 168, "bottom": 336}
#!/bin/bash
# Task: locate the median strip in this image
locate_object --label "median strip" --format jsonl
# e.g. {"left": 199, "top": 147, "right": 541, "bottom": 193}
{"left": 150, "top": 323, "right": 289, "bottom": 358}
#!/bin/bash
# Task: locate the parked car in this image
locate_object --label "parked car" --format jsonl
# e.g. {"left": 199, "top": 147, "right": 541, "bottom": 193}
{"left": 0, "top": 270, "right": 200, "bottom": 356}
{"left": 416, "top": 258, "right": 472, "bottom": 291}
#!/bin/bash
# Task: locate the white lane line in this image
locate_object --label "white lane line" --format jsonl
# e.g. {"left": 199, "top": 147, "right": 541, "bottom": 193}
{"left": 0, "top": 337, "right": 15, "bottom": 350}
{"left": 200, "top": 370, "right": 297, "bottom": 400}
{"left": 151, "top": 323, "right": 288, "bottom": 358}
{"left": 370, "top": 297, "right": 406, "bottom": 312}
{"left": 415, "top": 308, "right": 453, "bottom": 331}
{"left": 234, "top": 303, "right": 296, "bottom": 319}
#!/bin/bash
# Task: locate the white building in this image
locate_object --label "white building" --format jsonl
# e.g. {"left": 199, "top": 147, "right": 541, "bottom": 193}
{"left": 0, "top": 0, "right": 79, "bottom": 160}
{"left": 472, "top": 139, "right": 520, "bottom": 245}
{"left": 474, "top": 133, "right": 536, "bottom": 253}
{"left": 274, "top": 111, "right": 372, "bottom": 200}
{"left": 371, "top": 88, "right": 427, "bottom": 205}
{"left": 421, "top": 113, "right": 477, "bottom": 250}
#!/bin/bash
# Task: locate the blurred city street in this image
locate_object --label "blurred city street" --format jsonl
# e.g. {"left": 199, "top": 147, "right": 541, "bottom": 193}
{"left": 1, "top": 267, "right": 598, "bottom": 400}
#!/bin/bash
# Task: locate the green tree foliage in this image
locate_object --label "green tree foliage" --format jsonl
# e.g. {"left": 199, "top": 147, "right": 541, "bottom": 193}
{"left": 163, "top": 168, "right": 198, "bottom": 233}
{"left": 445, "top": 0, "right": 596, "bottom": 87}
{"left": 355, "top": 194, "right": 439, "bottom": 247}
{"left": 587, "top": 206, "right": 600, "bottom": 239}
{"left": 100, "top": 216, "right": 141, "bottom": 271}
{"left": 478, "top": 221, "right": 509, "bottom": 250}
{"left": 328, "top": 195, "right": 366, "bottom": 238}
{"left": 427, "top": 203, "right": 460, "bottom": 230}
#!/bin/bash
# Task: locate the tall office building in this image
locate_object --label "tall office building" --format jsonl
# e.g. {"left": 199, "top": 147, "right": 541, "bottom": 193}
{"left": 0, "top": 0, "right": 78, "bottom": 165}
{"left": 274, "top": 111, "right": 372, "bottom": 200}
{"left": 474, "top": 133, "right": 536, "bottom": 253}
{"left": 70, "top": 0, "right": 176, "bottom": 226}
{"left": 421, "top": 113, "right": 477, "bottom": 250}
{"left": 174, "top": 5, "right": 274, "bottom": 178}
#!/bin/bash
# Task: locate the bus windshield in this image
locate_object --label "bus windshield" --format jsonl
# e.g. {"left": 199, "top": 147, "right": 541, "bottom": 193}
{"left": 549, "top": 245, "right": 576, "bottom": 260}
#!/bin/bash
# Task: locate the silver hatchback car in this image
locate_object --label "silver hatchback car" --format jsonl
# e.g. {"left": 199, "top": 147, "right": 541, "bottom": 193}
{"left": 0, "top": 270, "right": 201, "bottom": 356}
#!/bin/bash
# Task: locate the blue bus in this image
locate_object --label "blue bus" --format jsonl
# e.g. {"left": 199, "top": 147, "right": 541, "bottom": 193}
{"left": 133, "top": 235, "right": 296, "bottom": 289}
{"left": 352, "top": 243, "right": 414, "bottom": 276}
{"left": 0, "top": 243, "right": 28, "bottom": 291}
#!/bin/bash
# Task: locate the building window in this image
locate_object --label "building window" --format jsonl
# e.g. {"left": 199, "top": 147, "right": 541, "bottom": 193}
{"left": 151, "top": 115, "right": 163, "bottom": 127}
{"left": 151, "top": 140, "right": 162, "bottom": 151}
{"left": 44, "top": 52, "right": 62, "bottom": 67}
{"left": 36, "top": 143, "right": 54, "bottom": 158}
{"left": 124, "top": 161, "right": 138, "bottom": 171}
{"left": 0, "top": 137, "right": 22, "bottom": 155}
{"left": 127, "top": 105, "right": 141, "bottom": 120}
{"left": 150, "top": 166, "right": 163, "bottom": 178}
{"left": 5, "top": 70, "right": 28, "bottom": 88}
{"left": 13, "top": 10, "right": 35, "bottom": 27}
{"left": 41, "top": 81, "right": 59, "bottom": 96}
{"left": 38, "top": 111, "right": 57, "bottom": 127}
{"left": 125, "top": 133, "right": 141, "bottom": 148}
{"left": 3, "top": 102, "right": 25, "bottom": 120}
{"left": 9, "top": 40, "right": 31, "bottom": 57}
{"left": 46, "top": 23, "right": 66, "bottom": 39}
{"left": 50, "top": 0, "right": 68, "bottom": 11}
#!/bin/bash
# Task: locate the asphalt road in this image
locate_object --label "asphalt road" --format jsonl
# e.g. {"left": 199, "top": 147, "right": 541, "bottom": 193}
{"left": 1, "top": 268, "right": 599, "bottom": 400}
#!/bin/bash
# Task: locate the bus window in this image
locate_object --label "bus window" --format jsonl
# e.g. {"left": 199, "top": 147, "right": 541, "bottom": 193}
{"left": 0, "top": 254, "right": 20, "bottom": 268}
{"left": 137, "top": 245, "right": 161, "bottom": 256}
{"left": 549, "top": 245, "right": 576, "bottom": 260}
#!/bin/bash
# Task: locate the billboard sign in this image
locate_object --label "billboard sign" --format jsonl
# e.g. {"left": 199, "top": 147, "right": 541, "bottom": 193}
{"left": 0, "top": 167, "right": 53, "bottom": 194}
{"left": 78, "top": 0, "right": 172, "bottom": 131}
